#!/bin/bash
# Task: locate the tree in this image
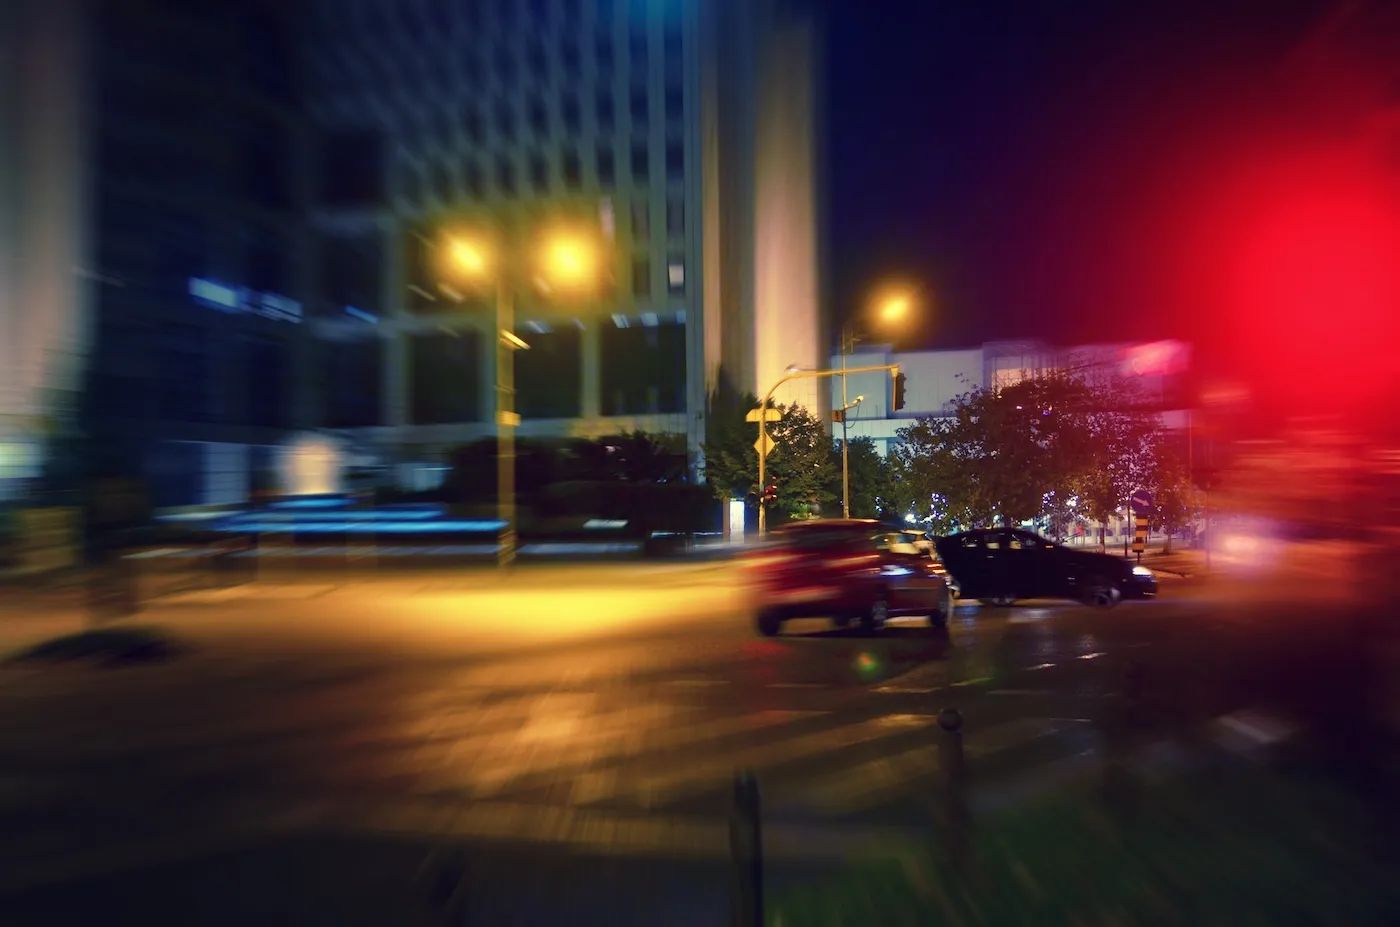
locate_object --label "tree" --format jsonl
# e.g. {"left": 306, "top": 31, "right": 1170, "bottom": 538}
{"left": 828, "top": 435, "right": 886, "bottom": 519}
{"left": 1147, "top": 434, "right": 1198, "bottom": 552}
{"left": 700, "top": 384, "right": 836, "bottom": 522}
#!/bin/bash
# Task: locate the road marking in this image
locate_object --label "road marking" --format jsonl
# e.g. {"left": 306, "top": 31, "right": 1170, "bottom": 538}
{"left": 988, "top": 689, "right": 1052, "bottom": 697}
{"left": 589, "top": 713, "right": 935, "bottom": 809}
{"left": 872, "top": 686, "right": 942, "bottom": 695}
{"left": 795, "top": 717, "right": 1086, "bottom": 813}
{"left": 765, "top": 682, "right": 827, "bottom": 689}
{"left": 664, "top": 679, "right": 729, "bottom": 688}
{"left": 949, "top": 675, "right": 994, "bottom": 687}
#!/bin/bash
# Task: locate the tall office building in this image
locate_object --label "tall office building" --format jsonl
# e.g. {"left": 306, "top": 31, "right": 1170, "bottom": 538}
{"left": 0, "top": 0, "right": 92, "bottom": 500}
{"left": 76, "top": 0, "right": 317, "bottom": 507}
{"left": 305, "top": 0, "right": 827, "bottom": 477}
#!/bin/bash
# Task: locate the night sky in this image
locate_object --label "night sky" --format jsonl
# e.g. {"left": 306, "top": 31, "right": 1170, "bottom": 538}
{"left": 825, "top": 0, "right": 1338, "bottom": 351}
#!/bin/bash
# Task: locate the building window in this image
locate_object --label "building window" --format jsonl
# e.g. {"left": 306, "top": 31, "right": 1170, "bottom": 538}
{"left": 326, "top": 338, "right": 383, "bottom": 429}
{"left": 321, "top": 129, "right": 386, "bottom": 208}
{"left": 561, "top": 37, "right": 581, "bottom": 76}
{"left": 248, "top": 238, "right": 290, "bottom": 294}
{"left": 629, "top": 88, "right": 648, "bottom": 127}
{"left": 516, "top": 328, "right": 583, "bottom": 419}
{"left": 631, "top": 199, "right": 649, "bottom": 237}
{"left": 632, "top": 255, "right": 650, "bottom": 298}
{"left": 493, "top": 46, "right": 514, "bottom": 83}
{"left": 496, "top": 157, "right": 516, "bottom": 196}
{"left": 432, "top": 159, "right": 453, "bottom": 202}
{"left": 665, "top": 82, "right": 683, "bottom": 120}
{"left": 595, "top": 91, "right": 615, "bottom": 129}
{"left": 528, "top": 96, "right": 548, "bottom": 135}
{"left": 666, "top": 193, "right": 684, "bottom": 238}
{"left": 561, "top": 93, "right": 581, "bottom": 132}
{"left": 562, "top": 149, "right": 582, "bottom": 188}
{"left": 528, "top": 153, "right": 549, "bottom": 192}
{"left": 595, "top": 32, "right": 614, "bottom": 72}
{"left": 663, "top": 25, "right": 682, "bottom": 59}
{"left": 464, "top": 159, "right": 485, "bottom": 198}
{"left": 596, "top": 145, "right": 615, "bottom": 187}
{"left": 410, "top": 332, "right": 481, "bottom": 424}
{"left": 667, "top": 256, "right": 685, "bottom": 294}
{"left": 493, "top": 100, "right": 515, "bottom": 142}
{"left": 630, "top": 143, "right": 648, "bottom": 179}
{"left": 526, "top": 39, "right": 547, "bottom": 76}
{"left": 461, "top": 103, "right": 483, "bottom": 142}
{"left": 628, "top": 27, "right": 647, "bottom": 66}
{"left": 665, "top": 141, "right": 683, "bottom": 177}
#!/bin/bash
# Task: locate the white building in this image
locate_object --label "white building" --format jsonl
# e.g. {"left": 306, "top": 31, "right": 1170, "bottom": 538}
{"left": 828, "top": 339, "right": 1191, "bottom": 457}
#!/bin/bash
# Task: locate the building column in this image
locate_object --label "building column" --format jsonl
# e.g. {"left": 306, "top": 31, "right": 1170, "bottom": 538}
{"left": 581, "top": 321, "right": 601, "bottom": 419}
{"left": 478, "top": 317, "right": 496, "bottom": 426}
{"left": 381, "top": 219, "right": 408, "bottom": 429}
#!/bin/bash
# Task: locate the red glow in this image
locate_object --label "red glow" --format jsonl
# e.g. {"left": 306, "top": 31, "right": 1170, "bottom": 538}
{"left": 1197, "top": 142, "right": 1400, "bottom": 410}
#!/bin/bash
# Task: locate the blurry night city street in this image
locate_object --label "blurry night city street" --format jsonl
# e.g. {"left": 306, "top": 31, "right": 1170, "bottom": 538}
{"left": 1, "top": 0, "right": 1398, "bottom": 924}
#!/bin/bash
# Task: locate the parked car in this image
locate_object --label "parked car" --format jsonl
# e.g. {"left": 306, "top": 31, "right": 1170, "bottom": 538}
{"left": 742, "top": 519, "right": 956, "bottom": 636}
{"left": 933, "top": 528, "right": 1157, "bottom": 607}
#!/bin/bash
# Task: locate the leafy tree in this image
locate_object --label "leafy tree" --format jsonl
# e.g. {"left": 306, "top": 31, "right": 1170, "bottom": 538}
{"left": 700, "top": 383, "right": 837, "bottom": 522}
{"left": 828, "top": 435, "right": 886, "bottom": 519}
{"left": 1147, "top": 434, "right": 1198, "bottom": 551}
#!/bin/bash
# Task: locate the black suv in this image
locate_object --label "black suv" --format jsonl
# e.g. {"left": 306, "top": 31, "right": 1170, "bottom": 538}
{"left": 934, "top": 528, "right": 1157, "bottom": 607}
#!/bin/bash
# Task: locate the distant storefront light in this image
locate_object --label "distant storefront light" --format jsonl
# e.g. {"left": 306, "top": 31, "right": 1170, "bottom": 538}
{"left": 188, "top": 277, "right": 303, "bottom": 324}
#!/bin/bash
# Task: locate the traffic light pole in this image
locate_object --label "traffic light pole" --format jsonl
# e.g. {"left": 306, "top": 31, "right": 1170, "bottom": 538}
{"left": 757, "top": 362, "right": 899, "bottom": 537}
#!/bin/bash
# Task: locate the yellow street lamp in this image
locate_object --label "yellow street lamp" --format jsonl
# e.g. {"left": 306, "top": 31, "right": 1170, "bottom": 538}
{"left": 836, "top": 281, "right": 923, "bottom": 517}
{"left": 449, "top": 237, "right": 491, "bottom": 277}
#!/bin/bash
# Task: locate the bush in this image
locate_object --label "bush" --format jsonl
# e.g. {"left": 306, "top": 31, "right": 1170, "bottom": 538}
{"left": 535, "top": 481, "right": 719, "bottom": 536}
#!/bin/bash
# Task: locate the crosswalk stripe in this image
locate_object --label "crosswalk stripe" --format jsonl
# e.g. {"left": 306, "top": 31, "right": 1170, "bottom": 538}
{"left": 468, "top": 709, "right": 829, "bottom": 800}
{"left": 589, "top": 713, "right": 936, "bottom": 810}
{"left": 793, "top": 717, "right": 1086, "bottom": 814}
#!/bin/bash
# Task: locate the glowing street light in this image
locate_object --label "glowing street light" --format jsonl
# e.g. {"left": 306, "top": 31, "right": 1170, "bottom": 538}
{"left": 836, "top": 281, "right": 924, "bottom": 517}
{"left": 449, "top": 237, "right": 491, "bottom": 277}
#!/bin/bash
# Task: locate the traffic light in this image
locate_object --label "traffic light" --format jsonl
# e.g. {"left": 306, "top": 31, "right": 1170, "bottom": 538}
{"left": 762, "top": 484, "right": 778, "bottom": 505}
{"left": 892, "top": 373, "right": 907, "bottom": 412}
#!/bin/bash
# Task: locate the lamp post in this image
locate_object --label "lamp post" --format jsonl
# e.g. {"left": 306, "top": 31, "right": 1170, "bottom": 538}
{"left": 440, "top": 225, "right": 603, "bottom": 568}
{"left": 758, "top": 363, "right": 899, "bottom": 537}
{"left": 837, "top": 395, "right": 863, "bottom": 517}
{"left": 836, "top": 287, "right": 917, "bottom": 518}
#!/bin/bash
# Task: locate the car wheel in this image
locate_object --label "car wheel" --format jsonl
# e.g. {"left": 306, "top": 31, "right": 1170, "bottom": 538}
{"left": 756, "top": 609, "right": 784, "bottom": 637}
{"left": 831, "top": 612, "right": 854, "bottom": 630}
{"left": 862, "top": 596, "right": 887, "bottom": 632}
{"left": 929, "top": 589, "right": 953, "bottom": 629}
{"left": 1082, "top": 577, "right": 1121, "bottom": 609}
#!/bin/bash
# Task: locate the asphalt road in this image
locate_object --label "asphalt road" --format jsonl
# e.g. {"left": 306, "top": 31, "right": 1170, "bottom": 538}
{"left": 0, "top": 568, "right": 1307, "bottom": 923}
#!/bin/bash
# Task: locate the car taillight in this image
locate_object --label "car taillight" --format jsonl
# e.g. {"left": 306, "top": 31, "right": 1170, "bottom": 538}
{"left": 744, "top": 553, "right": 795, "bottom": 571}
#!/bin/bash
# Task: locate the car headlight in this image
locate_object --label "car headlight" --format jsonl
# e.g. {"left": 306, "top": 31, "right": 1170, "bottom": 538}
{"left": 1131, "top": 566, "right": 1153, "bottom": 578}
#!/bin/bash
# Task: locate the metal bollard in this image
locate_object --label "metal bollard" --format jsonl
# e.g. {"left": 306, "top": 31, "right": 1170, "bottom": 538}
{"left": 938, "top": 708, "right": 969, "bottom": 868}
{"left": 730, "top": 769, "right": 764, "bottom": 927}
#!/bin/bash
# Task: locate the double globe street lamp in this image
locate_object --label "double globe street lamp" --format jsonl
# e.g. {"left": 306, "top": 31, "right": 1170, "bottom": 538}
{"left": 436, "top": 221, "right": 607, "bottom": 567}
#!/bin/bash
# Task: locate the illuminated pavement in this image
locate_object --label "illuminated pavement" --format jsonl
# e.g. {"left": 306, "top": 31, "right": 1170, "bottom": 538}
{"left": 0, "top": 572, "right": 1231, "bottom": 922}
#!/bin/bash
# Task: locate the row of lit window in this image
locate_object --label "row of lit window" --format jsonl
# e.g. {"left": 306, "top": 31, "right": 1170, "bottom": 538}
{"left": 433, "top": 84, "right": 684, "bottom": 146}
{"left": 318, "top": 20, "right": 684, "bottom": 99}
{"left": 402, "top": 140, "right": 685, "bottom": 203}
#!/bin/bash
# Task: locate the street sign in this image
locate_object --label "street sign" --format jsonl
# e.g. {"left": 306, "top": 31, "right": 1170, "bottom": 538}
{"left": 1132, "top": 516, "right": 1149, "bottom": 554}
{"left": 754, "top": 430, "right": 773, "bottom": 459}
{"left": 1129, "top": 489, "right": 1153, "bottom": 516}
{"left": 746, "top": 408, "right": 781, "bottom": 423}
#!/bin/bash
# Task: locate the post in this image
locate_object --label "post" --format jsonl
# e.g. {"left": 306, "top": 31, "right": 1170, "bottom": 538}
{"left": 730, "top": 770, "right": 764, "bottom": 927}
{"left": 937, "top": 708, "right": 968, "bottom": 869}
{"left": 841, "top": 325, "right": 851, "bottom": 518}
{"left": 496, "top": 279, "right": 517, "bottom": 569}
{"left": 755, "top": 362, "right": 898, "bottom": 537}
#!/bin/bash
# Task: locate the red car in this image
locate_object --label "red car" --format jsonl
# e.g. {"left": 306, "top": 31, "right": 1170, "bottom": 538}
{"left": 741, "top": 519, "right": 957, "bottom": 636}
